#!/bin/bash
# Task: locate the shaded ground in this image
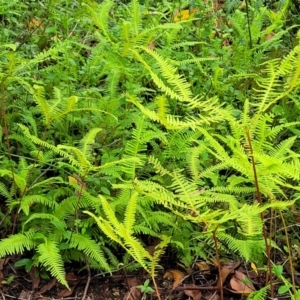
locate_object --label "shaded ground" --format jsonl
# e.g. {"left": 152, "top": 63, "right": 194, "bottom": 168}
{"left": 0, "top": 257, "right": 266, "bottom": 300}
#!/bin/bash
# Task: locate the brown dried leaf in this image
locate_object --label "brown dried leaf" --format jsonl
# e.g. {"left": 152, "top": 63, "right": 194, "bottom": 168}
{"left": 148, "top": 41, "right": 155, "bottom": 50}
{"left": 0, "top": 258, "right": 9, "bottom": 270}
{"left": 29, "top": 267, "right": 40, "bottom": 290}
{"left": 183, "top": 284, "right": 202, "bottom": 300}
{"left": 123, "top": 287, "right": 141, "bottom": 300}
{"left": 58, "top": 286, "right": 74, "bottom": 298}
{"left": 39, "top": 278, "right": 56, "bottom": 293}
{"left": 163, "top": 270, "right": 185, "bottom": 290}
{"left": 264, "top": 32, "right": 275, "bottom": 41}
{"left": 18, "top": 290, "right": 32, "bottom": 300}
{"left": 0, "top": 271, "right": 4, "bottom": 286}
{"left": 230, "top": 271, "right": 255, "bottom": 295}
{"left": 127, "top": 277, "right": 140, "bottom": 287}
{"left": 217, "top": 266, "right": 232, "bottom": 288}
{"left": 66, "top": 272, "right": 80, "bottom": 286}
{"left": 146, "top": 245, "right": 156, "bottom": 256}
{"left": 195, "top": 261, "right": 210, "bottom": 272}
{"left": 216, "top": 261, "right": 240, "bottom": 288}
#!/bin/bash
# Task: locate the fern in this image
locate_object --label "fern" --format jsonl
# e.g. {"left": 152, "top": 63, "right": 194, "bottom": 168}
{"left": 69, "top": 233, "right": 111, "bottom": 271}
{"left": 38, "top": 240, "right": 68, "bottom": 287}
{"left": 247, "top": 285, "right": 270, "bottom": 300}
{"left": 0, "top": 230, "right": 36, "bottom": 257}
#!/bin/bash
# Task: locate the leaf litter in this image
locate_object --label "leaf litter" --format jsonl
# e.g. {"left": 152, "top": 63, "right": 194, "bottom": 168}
{"left": 0, "top": 256, "right": 265, "bottom": 300}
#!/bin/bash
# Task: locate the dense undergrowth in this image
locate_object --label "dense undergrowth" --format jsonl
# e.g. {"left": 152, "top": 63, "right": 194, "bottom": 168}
{"left": 1, "top": 0, "right": 300, "bottom": 298}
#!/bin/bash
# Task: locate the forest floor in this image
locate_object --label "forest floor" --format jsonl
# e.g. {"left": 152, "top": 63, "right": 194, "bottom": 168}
{"left": 0, "top": 256, "right": 265, "bottom": 300}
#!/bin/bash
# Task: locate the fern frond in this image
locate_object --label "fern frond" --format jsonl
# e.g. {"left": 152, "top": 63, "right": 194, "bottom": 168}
{"left": 69, "top": 233, "right": 110, "bottom": 271}
{"left": 218, "top": 233, "right": 263, "bottom": 261}
{"left": 79, "top": 128, "right": 102, "bottom": 162}
{"left": 130, "top": 0, "right": 142, "bottom": 37}
{"left": 0, "top": 182, "right": 10, "bottom": 200}
{"left": 19, "top": 195, "right": 58, "bottom": 215}
{"left": 24, "top": 213, "right": 63, "bottom": 227}
{"left": 124, "top": 191, "right": 138, "bottom": 235}
{"left": 99, "top": 195, "right": 121, "bottom": 231}
{"left": 139, "top": 46, "right": 193, "bottom": 102}
{"left": 18, "top": 124, "right": 80, "bottom": 168}
{"left": 0, "top": 230, "right": 36, "bottom": 257}
{"left": 38, "top": 240, "right": 68, "bottom": 287}
{"left": 247, "top": 285, "right": 270, "bottom": 300}
{"left": 84, "top": 0, "right": 114, "bottom": 41}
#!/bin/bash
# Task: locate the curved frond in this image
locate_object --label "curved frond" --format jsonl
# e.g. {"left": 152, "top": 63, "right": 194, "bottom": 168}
{"left": 38, "top": 241, "right": 68, "bottom": 287}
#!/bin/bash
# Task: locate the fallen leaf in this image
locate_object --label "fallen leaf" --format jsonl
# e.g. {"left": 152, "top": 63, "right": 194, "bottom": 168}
{"left": 183, "top": 284, "right": 202, "bottom": 300}
{"left": 66, "top": 272, "right": 80, "bottom": 286}
{"left": 58, "top": 286, "right": 74, "bottom": 298}
{"left": 216, "top": 261, "right": 240, "bottom": 288}
{"left": 123, "top": 287, "right": 141, "bottom": 300}
{"left": 68, "top": 174, "right": 86, "bottom": 196}
{"left": 18, "top": 290, "right": 32, "bottom": 300}
{"left": 126, "top": 277, "right": 140, "bottom": 287}
{"left": 264, "top": 32, "right": 275, "bottom": 41}
{"left": 217, "top": 266, "right": 233, "bottom": 288}
{"left": 28, "top": 18, "right": 44, "bottom": 29}
{"left": 173, "top": 8, "right": 199, "bottom": 22}
{"left": 250, "top": 262, "right": 258, "bottom": 274}
{"left": 0, "top": 271, "right": 4, "bottom": 286}
{"left": 0, "top": 258, "right": 9, "bottom": 270}
{"left": 230, "top": 270, "right": 255, "bottom": 295}
{"left": 29, "top": 268, "right": 40, "bottom": 289}
{"left": 148, "top": 41, "right": 155, "bottom": 50}
{"left": 163, "top": 270, "right": 185, "bottom": 290}
{"left": 195, "top": 261, "right": 210, "bottom": 273}
{"left": 39, "top": 278, "right": 56, "bottom": 293}
{"left": 146, "top": 245, "right": 156, "bottom": 256}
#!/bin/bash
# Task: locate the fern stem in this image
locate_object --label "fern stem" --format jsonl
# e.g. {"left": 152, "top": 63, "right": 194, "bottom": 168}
{"left": 212, "top": 225, "right": 223, "bottom": 300}
{"left": 245, "top": 130, "right": 274, "bottom": 297}
{"left": 81, "top": 255, "right": 91, "bottom": 300}
{"left": 151, "top": 275, "right": 161, "bottom": 300}
{"left": 245, "top": 0, "right": 253, "bottom": 49}
{"left": 279, "top": 210, "right": 297, "bottom": 298}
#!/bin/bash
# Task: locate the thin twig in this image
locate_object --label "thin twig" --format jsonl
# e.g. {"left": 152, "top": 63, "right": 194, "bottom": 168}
{"left": 279, "top": 210, "right": 297, "bottom": 298}
{"left": 212, "top": 225, "right": 223, "bottom": 300}
{"left": 81, "top": 256, "right": 91, "bottom": 300}
{"left": 0, "top": 288, "right": 6, "bottom": 300}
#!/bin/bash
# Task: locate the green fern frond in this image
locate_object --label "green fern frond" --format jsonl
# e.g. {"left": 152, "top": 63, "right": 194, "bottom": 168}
{"left": 254, "top": 40, "right": 300, "bottom": 112}
{"left": 69, "top": 233, "right": 110, "bottom": 271}
{"left": 133, "top": 224, "right": 160, "bottom": 237}
{"left": 130, "top": 0, "right": 142, "bottom": 36}
{"left": 139, "top": 46, "right": 193, "bottom": 102}
{"left": 19, "top": 195, "right": 58, "bottom": 215}
{"left": 218, "top": 233, "right": 263, "bottom": 261}
{"left": 99, "top": 195, "right": 121, "bottom": 231}
{"left": 24, "top": 213, "right": 63, "bottom": 227}
{"left": 18, "top": 124, "right": 80, "bottom": 168}
{"left": 0, "top": 169, "right": 27, "bottom": 194}
{"left": 124, "top": 191, "right": 138, "bottom": 235}
{"left": 247, "top": 285, "right": 270, "bottom": 300}
{"left": 38, "top": 240, "right": 68, "bottom": 287}
{"left": 84, "top": 0, "right": 114, "bottom": 41}
{"left": 0, "top": 230, "right": 36, "bottom": 258}
{"left": 9, "top": 133, "right": 36, "bottom": 152}
{"left": 79, "top": 128, "right": 102, "bottom": 161}
{"left": 148, "top": 156, "right": 172, "bottom": 176}
{"left": 29, "top": 176, "right": 64, "bottom": 191}
{"left": 0, "top": 182, "right": 11, "bottom": 200}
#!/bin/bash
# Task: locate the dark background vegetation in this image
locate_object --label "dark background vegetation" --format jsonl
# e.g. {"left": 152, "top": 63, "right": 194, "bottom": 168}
{"left": 1, "top": 0, "right": 300, "bottom": 299}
